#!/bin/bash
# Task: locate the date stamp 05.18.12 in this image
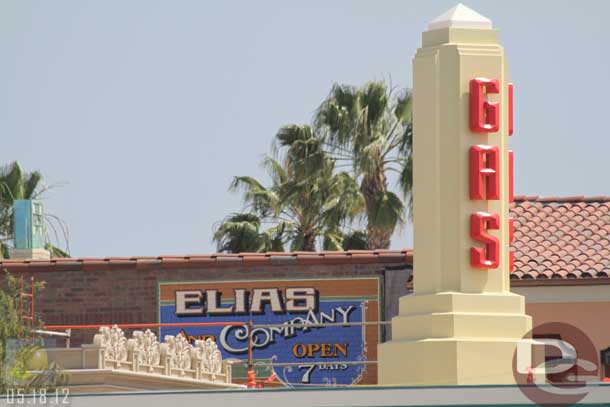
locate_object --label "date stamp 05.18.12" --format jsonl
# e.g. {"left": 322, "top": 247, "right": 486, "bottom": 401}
{"left": 3, "top": 389, "right": 70, "bottom": 406}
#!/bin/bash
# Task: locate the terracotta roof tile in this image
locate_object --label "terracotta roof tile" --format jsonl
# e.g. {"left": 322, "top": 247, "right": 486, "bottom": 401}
{"left": 0, "top": 250, "right": 412, "bottom": 273}
{"left": 2, "top": 196, "right": 608, "bottom": 282}
{"left": 511, "top": 196, "right": 610, "bottom": 280}
{"left": 270, "top": 255, "right": 298, "bottom": 266}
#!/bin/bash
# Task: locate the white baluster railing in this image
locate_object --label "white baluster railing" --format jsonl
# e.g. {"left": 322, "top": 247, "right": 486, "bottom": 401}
{"left": 92, "top": 325, "right": 232, "bottom": 384}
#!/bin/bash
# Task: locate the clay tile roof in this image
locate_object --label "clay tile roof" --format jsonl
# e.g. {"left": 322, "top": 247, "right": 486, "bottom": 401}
{"left": 511, "top": 196, "right": 610, "bottom": 281}
{"left": 0, "top": 250, "right": 413, "bottom": 273}
{"left": 2, "top": 196, "right": 609, "bottom": 284}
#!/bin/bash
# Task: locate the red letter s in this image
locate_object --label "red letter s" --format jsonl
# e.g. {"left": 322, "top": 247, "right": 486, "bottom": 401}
{"left": 470, "top": 212, "right": 500, "bottom": 269}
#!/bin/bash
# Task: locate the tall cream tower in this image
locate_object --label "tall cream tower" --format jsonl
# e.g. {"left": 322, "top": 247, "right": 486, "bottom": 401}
{"left": 378, "top": 4, "right": 535, "bottom": 385}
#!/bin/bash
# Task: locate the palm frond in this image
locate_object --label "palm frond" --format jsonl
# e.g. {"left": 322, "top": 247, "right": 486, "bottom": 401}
{"left": 394, "top": 89, "right": 413, "bottom": 125}
{"left": 261, "top": 221, "right": 291, "bottom": 252}
{"left": 359, "top": 81, "right": 388, "bottom": 130}
{"left": 322, "top": 229, "right": 344, "bottom": 251}
{"left": 314, "top": 84, "right": 360, "bottom": 148}
{"left": 262, "top": 156, "right": 288, "bottom": 186}
{"left": 289, "top": 231, "right": 305, "bottom": 252}
{"left": 23, "top": 171, "right": 43, "bottom": 199}
{"left": 230, "top": 176, "right": 278, "bottom": 217}
{"left": 45, "top": 244, "right": 70, "bottom": 258}
{"left": 212, "top": 213, "right": 263, "bottom": 253}
{"left": 341, "top": 230, "right": 368, "bottom": 250}
{"left": 367, "top": 190, "right": 405, "bottom": 230}
{"left": 398, "top": 157, "right": 413, "bottom": 219}
{"left": 0, "top": 162, "right": 24, "bottom": 203}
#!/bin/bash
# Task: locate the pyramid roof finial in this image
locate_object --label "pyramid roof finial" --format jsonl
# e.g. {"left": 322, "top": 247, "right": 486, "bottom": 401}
{"left": 428, "top": 3, "right": 492, "bottom": 31}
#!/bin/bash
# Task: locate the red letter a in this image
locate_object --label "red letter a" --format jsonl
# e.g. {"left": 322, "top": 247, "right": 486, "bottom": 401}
{"left": 470, "top": 145, "right": 500, "bottom": 200}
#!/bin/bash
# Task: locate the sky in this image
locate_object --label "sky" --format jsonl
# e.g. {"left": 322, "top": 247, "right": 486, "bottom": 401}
{"left": 1, "top": 1, "right": 609, "bottom": 258}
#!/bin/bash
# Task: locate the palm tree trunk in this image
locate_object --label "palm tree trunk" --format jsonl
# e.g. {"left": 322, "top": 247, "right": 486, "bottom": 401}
{"left": 366, "top": 226, "right": 392, "bottom": 250}
{"left": 302, "top": 233, "right": 317, "bottom": 251}
{"left": 362, "top": 171, "right": 393, "bottom": 250}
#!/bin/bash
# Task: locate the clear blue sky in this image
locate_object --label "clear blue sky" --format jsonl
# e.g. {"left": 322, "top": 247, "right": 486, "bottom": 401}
{"left": 1, "top": 1, "right": 608, "bottom": 257}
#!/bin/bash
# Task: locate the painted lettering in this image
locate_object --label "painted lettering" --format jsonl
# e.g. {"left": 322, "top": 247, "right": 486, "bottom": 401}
{"left": 206, "top": 289, "right": 234, "bottom": 314}
{"left": 175, "top": 290, "right": 203, "bottom": 316}
{"left": 174, "top": 287, "right": 317, "bottom": 316}
{"left": 292, "top": 343, "right": 349, "bottom": 358}
{"left": 250, "top": 288, "right": 284, "bottom": 314}
{"left": 286, "top": 288, "right": 316, "bottom": 312}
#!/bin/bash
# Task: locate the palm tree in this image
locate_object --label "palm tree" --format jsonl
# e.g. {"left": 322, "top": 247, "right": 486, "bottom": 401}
{"left": 0, "top": 162, "right": 69, "bottom": 258}
{"left": 214, "top": 125, "right": 364, "bottom": 252}
{"left": 315, "top": 81, "right": 412, "bottom": 249}
{"left": 0, "top": 271, "right": 66, "bottom": 392}
{"left": 213, "top": 213, "right": 285, "bottom": 253}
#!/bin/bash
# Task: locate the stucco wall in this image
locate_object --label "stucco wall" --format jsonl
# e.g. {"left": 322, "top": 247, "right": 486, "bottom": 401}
{"left": 514, "top": 284, "right": 610, "bottom": 379}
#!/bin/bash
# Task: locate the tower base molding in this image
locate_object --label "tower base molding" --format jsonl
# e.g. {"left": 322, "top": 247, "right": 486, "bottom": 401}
{"left": 378, "top": 292, "right": 542, "bottom": 385}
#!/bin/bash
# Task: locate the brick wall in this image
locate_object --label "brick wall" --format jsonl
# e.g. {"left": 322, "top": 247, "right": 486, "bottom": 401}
{"left": 4, "top": 261, "right": 411, "bottom": 347}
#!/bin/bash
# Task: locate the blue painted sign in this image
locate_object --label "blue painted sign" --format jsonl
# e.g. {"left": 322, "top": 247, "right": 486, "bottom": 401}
{"left": 158, "top": 278, "right": 381, "bottom": 386}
